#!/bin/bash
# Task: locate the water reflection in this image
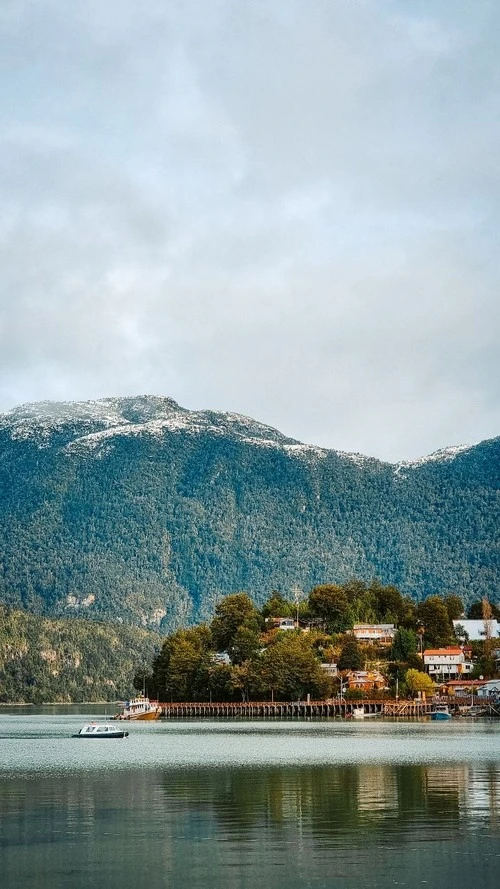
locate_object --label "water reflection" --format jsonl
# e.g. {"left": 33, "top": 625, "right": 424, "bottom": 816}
{"left": 2, "top": 762, "right": 500, "bottom": 889}
{"left": 160, "top": 762, "right": 500, "bottom": 840}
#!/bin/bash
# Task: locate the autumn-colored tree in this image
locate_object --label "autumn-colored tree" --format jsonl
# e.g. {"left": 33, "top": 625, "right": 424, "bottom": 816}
{"left": 405, "top": 668, "right": 435, "bottom": 697}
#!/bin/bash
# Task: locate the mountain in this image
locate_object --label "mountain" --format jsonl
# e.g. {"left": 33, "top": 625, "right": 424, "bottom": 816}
{"left": 0, "top": 395, "right": 498, "bottom": 630}
{"left": 0, "top": 604, "right": 160, "bottom": 703}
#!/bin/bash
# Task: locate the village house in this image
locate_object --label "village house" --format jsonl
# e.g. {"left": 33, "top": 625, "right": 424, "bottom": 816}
{"left": 423, "top": 647, "right": 474, "bottom": 680}
{"left": 352, "top": 624, "right": 396, "bottom": 645}
{"left": 441, "top": 679, "right": 486, "bottom": 697}
{"left": 265, "top": 617, "right": 297, "bottom": 631}
{"left": 346, "top": 670, "right": 387, "bottom": 692}
{"left": 476, "top": 678, "right": 500, "bottom": 699}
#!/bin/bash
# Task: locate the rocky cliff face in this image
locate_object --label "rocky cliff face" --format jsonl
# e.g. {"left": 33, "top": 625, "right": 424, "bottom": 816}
{"left": 0, "top": 396, "right": 498, "bottom": 630}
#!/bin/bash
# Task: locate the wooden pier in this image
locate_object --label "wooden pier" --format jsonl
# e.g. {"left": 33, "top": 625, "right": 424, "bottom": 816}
{"left": 159, "top": 699, "right": 434, "bottom": 719}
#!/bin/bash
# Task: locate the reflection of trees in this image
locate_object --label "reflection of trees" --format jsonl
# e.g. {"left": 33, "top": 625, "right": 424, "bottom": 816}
{"left": 160, "top": 763, "right": 500, "bottom": 844}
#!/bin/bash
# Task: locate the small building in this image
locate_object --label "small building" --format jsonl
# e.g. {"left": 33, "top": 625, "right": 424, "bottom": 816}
{"left": 476, "top": 679, "right": 500, "bottom": 698}
{"left": 346, "top": 670, "right": 387, "bottom": 692}
{"left": 211, "top": 652, "right": 231, "bottom": 666}
{"left": 321, "top": 663, "right": 338, "bottom": 677}
{"left": 265, "top": 617, "right": 297, "bottom": 631}
{"left": 442, "top": 679, "right": 486, "bottom": 697}
{"left": 423, "top": 647, "right": 474, "bottom": 679}
{"left": 277, "top": 617, "right": 296, "bottom": 631}
{"left": 352, "top": 624, "right": 396, "bottom": 645}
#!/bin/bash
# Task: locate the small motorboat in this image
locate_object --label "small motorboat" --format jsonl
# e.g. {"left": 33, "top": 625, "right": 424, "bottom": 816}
{"left": 73, "top": 723, "right": 129, "bottom": 738}
{"left": 352, "top": 707, "right": 365, "bottom": 720}
{"left": 430, "top": 704, "right": 452, "bottom": 721}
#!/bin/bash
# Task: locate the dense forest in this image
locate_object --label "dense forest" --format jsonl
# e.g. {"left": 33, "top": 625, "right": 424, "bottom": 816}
{"left": 0, "top": 605, "right": 160, "bottom": 703}
{"left": 0, "top": 396, "right": 499, "bottom": 631}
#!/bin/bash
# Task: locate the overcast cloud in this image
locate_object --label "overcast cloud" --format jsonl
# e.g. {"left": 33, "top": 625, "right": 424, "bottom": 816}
{"left": 1, "top": 0, "right": 499, "bottom": 461}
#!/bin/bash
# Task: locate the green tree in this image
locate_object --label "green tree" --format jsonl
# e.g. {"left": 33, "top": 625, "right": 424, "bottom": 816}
{"left": 260, "top": 634, "right": 330, "bottom": 701}
{"left": 338, "top": 638, "right": 364, "bottom": 671}
{"left": 211, "top": 593, "right": 260, "bottom": 652}
{"left": 417, "top": 596, "right": 452, "bottom": 647}
{"left": 369, "top": 581, "right": 406, "bottom": 624}
{"left": 390, "top": 628, "right": 418, "bottom": 662}
{"left": 308, "top": 585, "right": 351, "bottom": 633}
{"left": 443, "top": 594, "right": 464, "bottom": 623}
{"left": 231, "top": 624, "right": 261, "bottom": 665}
{"left": 261, "top": 592, "right": 294, "bottom": 619}
{"left": 151, "top": 625, "right": 212, "bottom": 701}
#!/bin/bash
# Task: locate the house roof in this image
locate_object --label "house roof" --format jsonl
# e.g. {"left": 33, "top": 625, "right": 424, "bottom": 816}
{"left": 423, "top": 648, "right": 463, "bottom": 656}
{"left": 453, "top": 619, "right": 500, "bottom": 641}
{"left": 445, "top": 680, "right": 484, "bottom": 687}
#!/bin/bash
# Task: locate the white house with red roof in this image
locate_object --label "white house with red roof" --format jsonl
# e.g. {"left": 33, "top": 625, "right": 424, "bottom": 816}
{"left": 423, "top": 647, "right": 474, "bottom": 680}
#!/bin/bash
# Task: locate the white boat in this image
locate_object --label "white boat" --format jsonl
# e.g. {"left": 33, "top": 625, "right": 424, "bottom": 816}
{"left": 114, "top": 695, "right": 162, "bottom": 721}
{"left": 352, "top": 707, "right": 365, "bottom": 719}
{"left": 73, "top": 723, "right": 129, "bottom": 738}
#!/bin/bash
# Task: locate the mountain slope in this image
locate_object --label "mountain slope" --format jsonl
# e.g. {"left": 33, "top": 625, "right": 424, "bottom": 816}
{"left": 0, "top": 396, "right": 498, "bottom": 630}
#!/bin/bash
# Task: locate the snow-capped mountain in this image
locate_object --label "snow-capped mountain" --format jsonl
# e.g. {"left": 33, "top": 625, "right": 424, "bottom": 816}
{"left": 0, "top": 396, "right": 498, "bottom": 630}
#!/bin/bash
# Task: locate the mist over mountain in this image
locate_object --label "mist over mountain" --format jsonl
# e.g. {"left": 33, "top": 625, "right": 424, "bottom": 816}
{"left": 0, "top": 395, "right": 498, "bottom": 631}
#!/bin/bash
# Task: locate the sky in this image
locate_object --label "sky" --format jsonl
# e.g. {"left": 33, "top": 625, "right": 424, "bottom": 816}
{"left": 1, "top": 0, "right": 499, "bottom": 462}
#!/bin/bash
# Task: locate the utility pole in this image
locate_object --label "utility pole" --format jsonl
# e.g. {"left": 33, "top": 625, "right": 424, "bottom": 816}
{"left": 292, "top": 586, "right": 302, "bottom": 629}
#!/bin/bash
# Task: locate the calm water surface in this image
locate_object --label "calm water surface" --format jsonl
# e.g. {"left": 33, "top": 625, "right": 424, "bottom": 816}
{"left": 1, "top": 709, "right": 500, "bottom": 888}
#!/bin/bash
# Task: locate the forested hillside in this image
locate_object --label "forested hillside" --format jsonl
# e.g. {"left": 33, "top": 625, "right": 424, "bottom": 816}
{"left": 0, "top": 605, "right": 160, "bottom": 703}
{"left": 0, "top": 396, "right": 498, "bottom": 630}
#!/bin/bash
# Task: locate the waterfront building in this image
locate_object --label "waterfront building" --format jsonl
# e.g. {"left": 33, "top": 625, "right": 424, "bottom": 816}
{"left": 476, "top": 679, "right": 500, "bottom": 698}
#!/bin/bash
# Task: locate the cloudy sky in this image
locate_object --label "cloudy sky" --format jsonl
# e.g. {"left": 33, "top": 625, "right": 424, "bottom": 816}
{"left": 1, "top": 0, "right": 499, "bottom": 461}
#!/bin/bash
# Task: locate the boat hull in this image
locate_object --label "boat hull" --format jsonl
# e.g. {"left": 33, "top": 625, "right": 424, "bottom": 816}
{"left": 74, "top": 731, "right": 129, "bottom": 738}
{"left": 430, "top": 712, "right": 452, "bottom": 720}
{"left": 124, "top": 709, "right": 160, "bottom": 721}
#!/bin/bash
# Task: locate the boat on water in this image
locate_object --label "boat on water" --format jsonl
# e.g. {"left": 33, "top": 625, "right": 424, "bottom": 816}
{"left": 114, "top": 695, "right": 162, "bottom": 721}
{"left": 73, "top": 723, "right": 129, "bottom": 739}
{"left": 352, "top": 707, "right": 365, "bottom": 719}
{"left": 430, "top": 704, "right": 452, "bottom": 721}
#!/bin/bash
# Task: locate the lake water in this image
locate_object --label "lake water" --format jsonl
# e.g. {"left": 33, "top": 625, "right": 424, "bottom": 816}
{"left": 1, "top": 709, "right": 500, "bottom": 888}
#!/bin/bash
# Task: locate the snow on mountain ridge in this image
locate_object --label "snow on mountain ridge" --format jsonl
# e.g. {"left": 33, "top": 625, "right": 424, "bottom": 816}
{"left": 0, "top": 396, "right": 474, "bottom": 468}
{"left": 395, "top": 444, "right": 472, "bottom": 473}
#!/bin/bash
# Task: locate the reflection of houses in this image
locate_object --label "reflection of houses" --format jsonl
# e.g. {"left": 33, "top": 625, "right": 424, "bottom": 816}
{"left": 423, "top": 647, "right": 473, "bottom": 679}
{"left": 357, "top": 766, "right": 397, "bottom": 814}
{"left": 352, "top": 624, "right": 395, "bottom": 645}
{"left": 346, "top": 670, "right": 387, "bottom": 692}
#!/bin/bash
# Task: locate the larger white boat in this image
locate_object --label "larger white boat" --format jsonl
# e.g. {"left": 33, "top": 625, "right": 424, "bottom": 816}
{"left": 114, "top": 696, "right": 162, "bottom": 721}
